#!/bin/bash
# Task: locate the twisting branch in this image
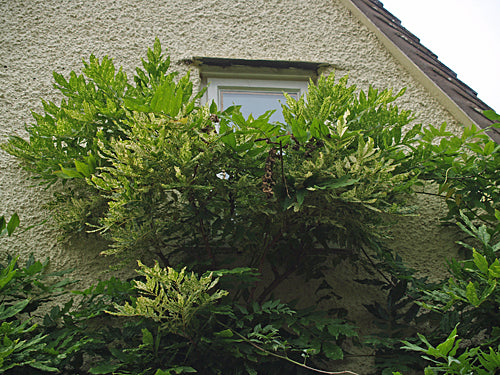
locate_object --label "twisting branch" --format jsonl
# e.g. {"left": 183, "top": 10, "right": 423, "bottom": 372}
{"left": 279, "top": 140, "right": 291, "bottom": 198}
{"left": 360, "top": 246, "right": 395, "bottom": 288}
{"left": 262, "top": 147, "right": 277, "bottom": 198}
{"left": 216, "top": 319, "right": 359, "bottom": 375}
{"left": 198, "top": 217, "right": 216, "bottom": 268}
{"left": 186, "top": 185, "right": 217, "bottom": 267}
{"left": 155, "top": 251, "right": 170, "bottom": 268}
{"left": 257, "top": 259, "right": 299, "bottom": 304}
{"left": 249, "top": 229, "right": 283, "bottom": 301}
{"left": 414, "top": 191, "right": 444, "bottom": 198}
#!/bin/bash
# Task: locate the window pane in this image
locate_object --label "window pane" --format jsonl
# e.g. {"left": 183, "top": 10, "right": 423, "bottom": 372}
{"left": 220, "top": 89, "right": 298, "bottom": 123}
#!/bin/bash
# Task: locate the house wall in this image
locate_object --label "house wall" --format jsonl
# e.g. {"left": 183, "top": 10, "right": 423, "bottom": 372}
{"left": 1, "top": 0, "right": 462, "bottom": 372}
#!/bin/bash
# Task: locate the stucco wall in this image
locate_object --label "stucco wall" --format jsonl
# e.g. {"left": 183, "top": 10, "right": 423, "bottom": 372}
{"left": 1, "top": 0, "right": 463, "bottom": 371}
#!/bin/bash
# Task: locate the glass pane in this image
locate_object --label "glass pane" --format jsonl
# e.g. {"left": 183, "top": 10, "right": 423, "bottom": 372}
{"left": 220, "top": 89, "right": 298, "bottom": 123}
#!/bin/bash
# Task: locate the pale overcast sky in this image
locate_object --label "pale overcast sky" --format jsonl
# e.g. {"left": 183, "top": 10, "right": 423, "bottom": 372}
{"left": 380, "top": 0, "right": 500, "bottom": 112}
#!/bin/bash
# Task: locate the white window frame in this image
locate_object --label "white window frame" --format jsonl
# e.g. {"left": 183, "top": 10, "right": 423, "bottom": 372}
{"left": 204, "top": 77, "right": 309, "bottom": 115}
{"left": 199, "top": 62, "right": 317, "bottom": 122}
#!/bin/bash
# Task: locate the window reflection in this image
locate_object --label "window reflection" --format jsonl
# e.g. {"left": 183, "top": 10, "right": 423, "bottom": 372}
{"left": 219, "top": 89, "right": 299, "bottom": 123}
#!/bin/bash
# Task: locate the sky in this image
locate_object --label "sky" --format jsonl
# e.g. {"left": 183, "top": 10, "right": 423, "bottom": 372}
{"left": 380, "top": 0, "right": 500, "bottom": 112}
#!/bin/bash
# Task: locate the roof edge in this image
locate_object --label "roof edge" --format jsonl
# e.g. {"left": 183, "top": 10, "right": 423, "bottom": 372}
{"left": 339, "top": 0, "right": 494, "bottom": 132}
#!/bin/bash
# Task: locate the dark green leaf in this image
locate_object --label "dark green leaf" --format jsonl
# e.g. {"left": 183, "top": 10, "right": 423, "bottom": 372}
{"left": 6, "top": 213, "right": 20, "bottom": 236}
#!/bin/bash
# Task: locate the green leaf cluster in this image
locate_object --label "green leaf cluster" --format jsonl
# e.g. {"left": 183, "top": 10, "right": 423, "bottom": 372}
{"left": 94, "top": 262, "right": 358, "bottom": 375}
{"left": 111, "top": 262, "right": 228, "bottom": 336}
{"left": 0, "top": 253, "right": 86, "bottom": 373}
{"left": 417, "top": 212, "right": 500, "bottom": 344}
{"left": 396, "top": 209, "right": 500, "bottom": 374}
{"left": 3, "top": 39, "right": 500, "bottom": 374}
{"left": 0, "top": 214, "right": 19, "bottom": 237}
{"left": 402, "top": 326, "right": 500, "bottom": 374}
{"left": 412, "top": 118, "right": 500, "bottom": 228}
{"left": 83, "top": 73, "right": 421, "bottom": 273}
{"left": 2, "top": 39, "right": 423, "bottom": 262}
{"left": 1, "top": 38, "right": 203, "bottom": 235}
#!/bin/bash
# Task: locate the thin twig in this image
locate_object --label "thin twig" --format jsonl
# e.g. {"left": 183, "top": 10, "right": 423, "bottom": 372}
{"left": 218, "top": 320, "right": 359, "bottom": 375}
{"left": 249, "top": 230, "right": 283, "bottom": 301}
{"left": 414, "top": 191, "right": 444, "bottom": 198}
{"left": 198, "top": 218, "right": 216, "bottom": 268}
{"left": 279, "top": 140, "right": 291, "bottom": 198}
{"left": 257, "top": 260, "right": 299, "bottom": 304}
{"left": 360, "top": 246, "right": 395, "bottom": 287}
{"left": 155, "top": 251, "right": 170, "bottom": 268}
{"left": 255, "top": 137, "right": 279, "bottom": 144}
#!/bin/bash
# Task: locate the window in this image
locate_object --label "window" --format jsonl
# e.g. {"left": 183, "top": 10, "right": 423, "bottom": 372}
{"left": 205, "top": 77, "right": 307, "bottom": 123}
{"left": 195, "top": 57, "right": 327, "bottom": 124}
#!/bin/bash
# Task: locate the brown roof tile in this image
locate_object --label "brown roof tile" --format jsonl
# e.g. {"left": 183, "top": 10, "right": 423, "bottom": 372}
{"left": 348, "top": 0, "right": 499, "bottom": 142}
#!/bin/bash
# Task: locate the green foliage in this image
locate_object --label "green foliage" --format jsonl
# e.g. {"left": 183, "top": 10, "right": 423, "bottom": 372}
{"left": 357, "top": 243, "right": 446, "bottom": 374}
{"left": 280, "top": 75, "right": 416, "bottom": 211}
{"left": 0, "top": 253, "right": 85, "bottom": 373}
{"left": 111, "top": 262, "right": 228, "bottom": 336}
{"left": 82, "top": 70, "right": 422, "bottom": 295}
{"left": 0, "top": 214, "right": 138, "bottom": 374}
{"left": 2, "top": 40, "right": 378, "bottom": 374}
{"left": 2, "top": 39, "right": 422, "bottom": 266}
{"left": 402, "top": 326, "right": 500, "bottom": 374}
{"left": 0, "top": 214, "right": 19, "bottom": 237}
{"left": 397, "top": 208, "right": 500, "bottom": 374}
{"left": 362, "top": 279, "right": 427, "bottom": 374}
{"left": 418, "top": 212, "right": 500, "bottom": 347}
{"left": 358, "top": 108, "right": 500, "bottom": 374}
{"left": 412, "top": 118, "right": 500, "bottom": 229}
{"left": 1, "top": 38, "right": 204, "bottom": 235}
{"left": 3, "top": 38, "right": 500, "bottom": 374}
{"left": 0, "top": 218, "right": 143, "bottom": 374}
{"left": 92, "top": 262, "right": 358, "bottom": 375}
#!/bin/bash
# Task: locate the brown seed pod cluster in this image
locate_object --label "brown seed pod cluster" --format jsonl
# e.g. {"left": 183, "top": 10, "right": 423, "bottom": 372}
{"left": 304, "top": 138, "right": 324, "bottom": 157}
{"left": 262, "top": 147, "right": 277, "bottom": 198}
{"left": 201, "top": 114, "right": 219, "bottom": 133}
{"left": 291, "top": 135, "right": 300, "bottom": 151}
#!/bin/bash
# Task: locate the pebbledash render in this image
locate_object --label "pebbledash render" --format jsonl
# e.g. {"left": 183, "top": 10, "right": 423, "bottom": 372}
{"left": 0, "top": 0, "right": 496, "bottom": 372}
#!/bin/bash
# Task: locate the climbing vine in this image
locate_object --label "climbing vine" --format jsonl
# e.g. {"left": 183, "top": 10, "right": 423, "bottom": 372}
{"left": 3, "top": 38, "right": 500, "bottom": 374}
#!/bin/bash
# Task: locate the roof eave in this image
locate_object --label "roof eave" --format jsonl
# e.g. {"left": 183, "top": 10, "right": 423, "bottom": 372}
{"left": 340, "top": 0, "right": 499, "bottom": 143}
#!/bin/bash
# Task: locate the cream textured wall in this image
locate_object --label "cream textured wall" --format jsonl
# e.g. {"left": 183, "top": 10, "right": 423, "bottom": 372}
{"left": 1, "top": 1, "right": 462, "bottom": 370}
